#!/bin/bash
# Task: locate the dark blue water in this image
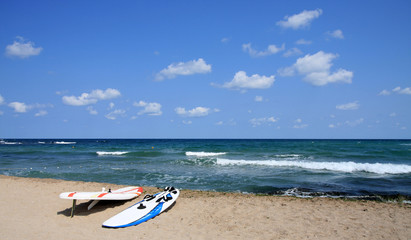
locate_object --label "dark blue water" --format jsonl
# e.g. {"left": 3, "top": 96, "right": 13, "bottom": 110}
{"left": 1, "top": 139, "right": 410, "bottom": 198}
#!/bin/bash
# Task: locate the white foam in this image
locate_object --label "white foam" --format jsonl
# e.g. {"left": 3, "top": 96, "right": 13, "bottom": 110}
{"left": 283, "top": 188, "right": 314, "bottom": 198}
{"left": 3, "top": 141, "right": 22, "bottom": 145}
{"left": 111, "top": 167, "right": 126, "bottom": 170}
{"left": 274, "top": 154, "right": 302, "bottom": 160}
{"left": 186, "top": 151, "right": 226, "bottom": 157}
{"left": 54, "top": 141, "right": 76, "bottom": 144}
{"left": 216, "top": 158, "right": 411, "bottom": 174}
{"left": 275, "top": 154, "right": 301, "bottom": 158}
{"left": 97, "top": 151, "right": 129, "bottom": 156}
{"left": 1, "top": 140, "right": 22, "bottom": 145}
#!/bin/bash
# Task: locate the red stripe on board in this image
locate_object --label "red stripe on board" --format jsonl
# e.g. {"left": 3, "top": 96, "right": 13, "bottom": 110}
{"left": 116, "top": 187, "right": 143, "bottom": 195}
{"left": 68, "top": 192, "right": 76, "bottom": 197}
{"left": 98, "top": 193, "right": 109, "bottom": 198}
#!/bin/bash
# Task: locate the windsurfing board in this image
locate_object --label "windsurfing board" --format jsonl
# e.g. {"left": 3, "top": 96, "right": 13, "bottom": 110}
{"left": 60, "top": 186, "right": 143, "bottom": 217}
{"left": 102, "top": 186, "right": 179, "bottom": 228}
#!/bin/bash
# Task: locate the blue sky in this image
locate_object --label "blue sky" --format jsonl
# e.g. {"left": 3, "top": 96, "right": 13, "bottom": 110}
{"left": 0, "top": 0, "right": 410, "bottom": 139}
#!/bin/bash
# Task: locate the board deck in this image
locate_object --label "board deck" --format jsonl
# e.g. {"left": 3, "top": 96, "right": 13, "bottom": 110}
{"left": 102, "top": 187, "right": 179, "bottom": 228}
{"left": 59, "top": 186, "right": 143, "bottom": 217}
{"left": 59, "top": 186, "right": 143, "bottom": 200}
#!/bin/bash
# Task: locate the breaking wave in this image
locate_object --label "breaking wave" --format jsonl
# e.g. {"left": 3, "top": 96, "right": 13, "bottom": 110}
{"left": 186, "top": 151, "right": 226, "bottom": 157}
{"left": 216, "top": 158, "right": 411, "bottom": 174}
{"left": 54, "top": 141, "right": 76, "bottom": 144}
{"left": 1, "top": 141, "right": 22, "bottom": 145}
{"left": 96, "top": 151, "right": 129, "bottom": 156}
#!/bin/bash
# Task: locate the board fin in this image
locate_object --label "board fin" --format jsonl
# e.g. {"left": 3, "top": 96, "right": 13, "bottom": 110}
{"left": 88, "top": 200, "right": 100, "bottom": 210}
{"left": 70, "top": 199, "right": 77, "bottom": 218}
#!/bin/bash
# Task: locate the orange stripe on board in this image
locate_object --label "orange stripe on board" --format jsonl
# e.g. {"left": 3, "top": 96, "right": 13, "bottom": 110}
{"left": 68, "top": 192, "right": 76, "bottom": 197}
{"left": 97, "top": 193, "right": 109, "bottom": 198}
{"left": 117, "top": 187, "right": 143, "bottom": 194}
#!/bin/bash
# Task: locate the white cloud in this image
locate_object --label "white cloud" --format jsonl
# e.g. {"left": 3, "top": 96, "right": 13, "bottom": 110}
{"left": 87, "top": 88, "right": 120, "bottom": 100}
{"left": 345, "top": 118, "right": 364, "bottom": 127}
{"left": 329, "top": 118, "right": 364, "bottom": 128}
{"left": 293, "top": 118, "right": 308, "bottom": 129}
{"left": 8, "top": 102, "right": 29, "bottom": 113}
{"left": 393, "top": 86, "right": 411, "bottom": 95}
{"left": 86, "top": 106, "right": 98, "bottom": 115}
{"left": 182, "top": 120, "right": 192, "bottom": 125}
{"left": 62, "top": 88, "right": 121, "bottom": 106}
{"left": 378, "top": 89, "right": 391, "bottom": 96}
{"left": 296, "top": 39, "right": 312, "bottom": 45}
{"left": 175, "top": 106, "right": 217, "bottom": 117}
{"left": 283, "top": 47, "right": 303, "bottom": 57}
{"left": 216, "top": 119, "right": 236, "bottom": 126}
{"left": 242, "top": 43, "right": 285, "bottom": 57}
{"left": 8, "top": 102, "right": 52, "bottom": 114}
{"left": 294, "top": 124, "right": 308, "bottom": 129}
{"left": 379, "top": 87, "right": 411, "bottom": 96}
{"left": 401, "top": 88, "right": 411, "bottom": 94}
{"left": 0, "top": 94, "right": 4, "bottom": 105}
{"left": 279, "top": 51, "right": 353, "bottom": 86}
{"left": 277, "top": 9, "right": 323, "bottom": 30}
{"left": 5, "top": 36, "right": 43, "bottom": 58}
{"left": 221, "top": 37, "right": 230, "bottom": 43}
{"left": 329, "top": 122, "right": 344, "bottom": 128}
{"left": 336, "top": 101, "right": 360, "bottom": 110}
{"left": 389, "top": 112, "right": 397, "bottom": 117}
{"left": 327, "top": 29, "right": 344, "bottom": 39}
{"left": 134, "top": 101, "right": 162, "bottom": 116}
{"left": 34, "top": 103, "right": 53, "bottom": 109}
{"left": 105, "top": 109, "right": 126, "bottom": 120}
{"left": 35, "top": 110, "right": 48, "bottom": 117}
{"left": 255, "top": 96, "right": 263, "bottom": 102}
{"left": 222, "top": 71, "right": 275, "bottom": 90}
{"left": 56, "top": 90, "right": 68, "bottom": 96}
{"left": 250, "top": 117, "right": 278, "bottom": 127}
{"left": 155, "top": 58, "right": 211, "bottom": 81}
{"left": 294, "top": 51, "right": 336, "bottom": 73}
{"left": 393, "top": 87, "right": 401, "bottom": 92}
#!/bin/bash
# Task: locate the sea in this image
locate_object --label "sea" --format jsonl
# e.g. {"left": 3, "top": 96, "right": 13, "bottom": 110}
{"left": 1, "top": 139, "right": 411, "bottom": 200}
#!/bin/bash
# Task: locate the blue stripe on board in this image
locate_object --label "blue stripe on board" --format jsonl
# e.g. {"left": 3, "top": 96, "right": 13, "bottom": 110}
{"left": 103, "top": 202, "right": 164, "bottom": 228}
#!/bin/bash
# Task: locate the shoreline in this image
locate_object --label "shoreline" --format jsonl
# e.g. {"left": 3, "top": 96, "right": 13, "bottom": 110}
{"left": 1, "top": 175, "right": 410, "bottom": 239}
{"left": 3, "top": 174, "right": 410, "bottom": 203}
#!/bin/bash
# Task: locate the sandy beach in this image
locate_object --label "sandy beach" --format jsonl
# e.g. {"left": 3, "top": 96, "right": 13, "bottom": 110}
{"left": 0, "top": 175, "right": 410, "bottom": 240}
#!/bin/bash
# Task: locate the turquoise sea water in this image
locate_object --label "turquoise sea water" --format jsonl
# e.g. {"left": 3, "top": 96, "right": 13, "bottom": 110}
{"left": 1, "top": 139, "right": 410, "bottom": 198}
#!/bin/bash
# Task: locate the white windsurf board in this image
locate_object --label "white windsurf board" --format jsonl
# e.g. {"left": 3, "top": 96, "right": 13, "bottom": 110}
{"left": 102, "top": 186, "right": 179, "bottom": 228}
{"left": 60, "top": 186, "right": 143, "bottom": 217}
{"left": 60, "top": 186, "right": 143, "bottom": 200}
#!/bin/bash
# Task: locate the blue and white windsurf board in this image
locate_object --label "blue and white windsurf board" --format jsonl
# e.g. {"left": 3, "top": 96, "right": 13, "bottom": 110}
{"left": 102, "top": 187, "right": 179, "bottom": 228}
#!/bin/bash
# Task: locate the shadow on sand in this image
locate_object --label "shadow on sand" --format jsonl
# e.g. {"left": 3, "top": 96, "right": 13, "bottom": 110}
{"left": 57, "top": 199, "right": 133, "bottom": 217}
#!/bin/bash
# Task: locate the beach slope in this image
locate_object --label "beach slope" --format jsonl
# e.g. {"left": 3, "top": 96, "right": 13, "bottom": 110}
{"left": 0, "top": 175, "right": 410, "bottom": 240}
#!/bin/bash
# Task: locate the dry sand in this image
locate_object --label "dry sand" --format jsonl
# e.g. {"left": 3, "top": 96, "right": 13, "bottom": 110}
{"left": 0, "top": 175, "right": 410, "bottom": 240}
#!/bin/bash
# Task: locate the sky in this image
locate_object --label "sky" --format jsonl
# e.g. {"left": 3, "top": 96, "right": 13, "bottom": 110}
{"left": 0, "top": 0, "right": 410, "bottom": 139}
